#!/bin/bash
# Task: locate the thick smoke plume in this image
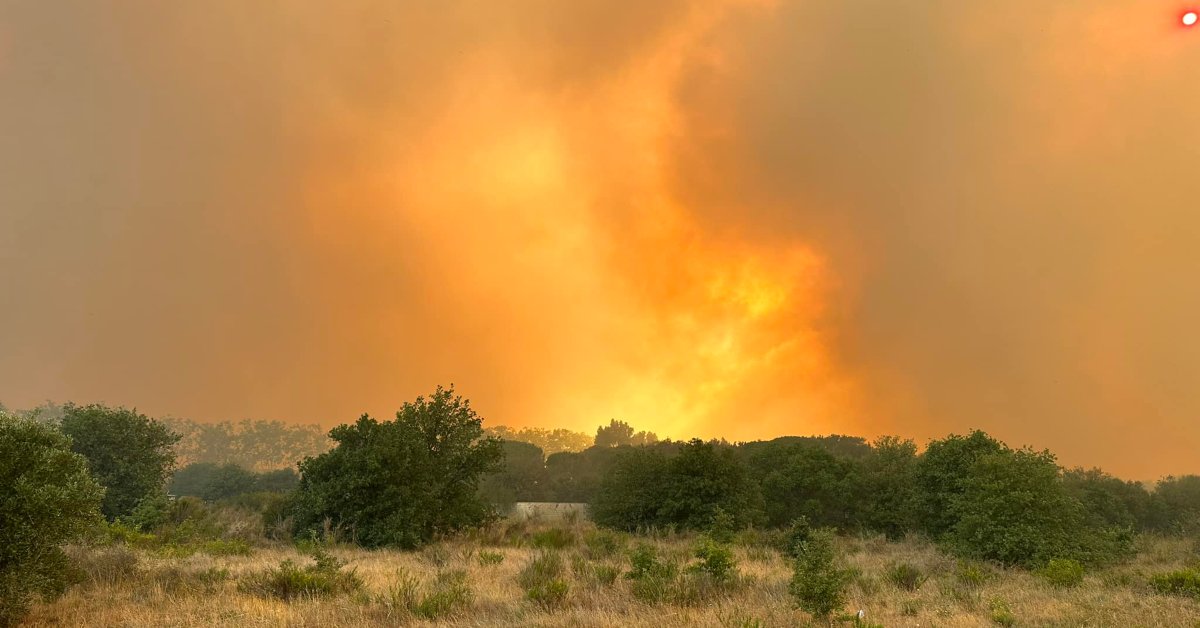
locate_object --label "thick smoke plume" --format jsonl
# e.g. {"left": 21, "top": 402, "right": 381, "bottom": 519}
{"left": 2, "top": 1, "right": 1197, "bottom": 478}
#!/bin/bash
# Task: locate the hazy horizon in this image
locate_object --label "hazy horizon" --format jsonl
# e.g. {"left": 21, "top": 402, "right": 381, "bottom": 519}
{"left": 3, "top": 1, "right": 1199, "bottom": 479}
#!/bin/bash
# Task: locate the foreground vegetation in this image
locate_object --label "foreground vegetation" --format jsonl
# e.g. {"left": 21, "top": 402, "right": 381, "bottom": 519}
{"left": 6, "top": 387, "right": 1200, "bottom": 625}
{"left": 20, "top": 515, "right": 1200, "bottom": 627}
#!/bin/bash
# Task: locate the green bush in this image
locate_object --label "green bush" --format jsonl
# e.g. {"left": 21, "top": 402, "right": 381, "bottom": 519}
{"left": 588, "top": 563, "right": 621, "bottom": 587}
{"left": 948, "top": 448, "right": 1129, "bottom": 567}
{"left": 290, "top": 386, "right": 503, "bottom": 549}
{"left": 382, "top": 569, "right": 473, "bottom": 619}
{"left": 955, "top": 560, "right": 992, "bottom": 588}
{"left": 238, "top": 547, "right": 362, "bottom": 600}
{"left": 0, "top": 413, "right": 104, "bottom": 625}
{"left": 415, "top": 570, "right": 473, "bottom": 619}
{"left": 779, "top": 517, "right": 812, "bottom": 558}
{"left": 583, "top": 529, "right": 627, "bottom": 559}
{"left": 989, "top": 598, "right": 1016, "bottom": 626}
{"left": 789, "top": 530, "right": 851, "bottom": 620}
{"left": 517, "top": 551, "right": 569, "bottom": 608}
{"left": 526, "top": 578, "right": 570, "bottom": 609}
{"left": 626, "top": 544, "right": 681, "bottom": 604}
{"left": 1149, "top": 569, "right": 1200, "bottom": 599}
{"left": 1038, "top": 558, "right": 1085, "bottom": 588}
{"left": 126, "top": 492, "right": 172, "bottom": 531}
{"left": 886, "top": 562, "right": 928, "bottom": 591}
{"left": 200, "top": 539, "right": 253, "bottom": 557}
{"left": 592, "top": 440, "right": 761, "bottom": 532}
{"left": 690, "top": 538, "right": 737, "bottom": 585}
{"left": 707, "top": 507, "right": 737, "bottom": 545}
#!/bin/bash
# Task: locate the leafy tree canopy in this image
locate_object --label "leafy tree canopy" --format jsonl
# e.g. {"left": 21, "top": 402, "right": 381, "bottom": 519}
{"left": 0, "top": 412, "right": 103, "bottom": 624}
{"left": 291, "top": 386, "right": 503, "bottom": 549}
{"left": 59, "top": 403, "right": 179, "bottom": 520}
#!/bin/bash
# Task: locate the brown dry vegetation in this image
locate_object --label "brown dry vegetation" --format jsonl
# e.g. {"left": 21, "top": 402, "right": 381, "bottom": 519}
{"left": 21, "top": 519, "right": 1200, "bottom": 628}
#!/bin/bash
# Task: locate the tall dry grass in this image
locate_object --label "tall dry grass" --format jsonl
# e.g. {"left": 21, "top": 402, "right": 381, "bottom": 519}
{"left": 23, "top": 518, "right": 1200, "bottom": 627}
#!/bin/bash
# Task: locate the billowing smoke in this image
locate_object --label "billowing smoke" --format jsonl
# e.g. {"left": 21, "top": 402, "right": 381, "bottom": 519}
{"left": 2, "top": 0, "right": 1197, "bottom": 478}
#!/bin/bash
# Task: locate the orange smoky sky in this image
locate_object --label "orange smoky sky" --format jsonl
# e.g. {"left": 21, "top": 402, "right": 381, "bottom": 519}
{"left": 1, "top": 1, "right": 1198, "bottom": 479}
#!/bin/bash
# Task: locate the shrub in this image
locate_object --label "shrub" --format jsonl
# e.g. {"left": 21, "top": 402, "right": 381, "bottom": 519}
{"left": 0, "top": 413, "right": 104, "bottom": 625}
{"left": 708, "top": 507, "right": 737, "bottom": 545}
{"left": 989, "top": 598, "right": 1016, "bottom": 626}
{"left": 746, "top": 442, "right": 861, "bottom": 528}
{"left": 587, "top": 563, "right": 621, "bottom": 587}
{"left": 779, "top": 517, "right": 812, "bottom": 558}
{"left": 290, "top": 386, "right": 503, "bottom": 549}
{"left": 382, "top": 569, "right": 473, "bottom": 619}
{"left": 531, "top": 528, "right": 576, "bottom": 550}
{"left": 200, "top": 539, "right": 253, "bottom": 557}
{"left": 126, "top": 492, "right": 172, "bottom": 531}
{"left": 690, "top": 538, "right": 737, "bottom": 585}
{"left": 948, "top": 448, "right": 1128, "bottom": 567}
{"left": 955, "top": 560, "right": 992, "bottom": 588}
{"left": 415, "top": 570, "right": 473, "bottom": 619}
{"left": 583, "top": 529, "right": 627, "bottom": 559}
{"left": 626, "top": 544, "right": 680, "bottom": 604}
{"left": 238, "top": 547, "right": 362, "bottom": 600}
{"left": 789, "top": 530, "right": 851, "bottom": 620}
{"left": 526, "top": 578, "right": 570, "bottom": 609}
{"left": 886, "top": 562, "right": 928, "bottom": 592}
{"left": 1149, "top": 569, "right": 1200, "bottom": 599}
{"left": 1038, "top": 558, "right": 1085, "bottom": 588}
{"left": 517, "top": 550, "right": 570, "bottom": 608}
{"left": 69, "top": 546, "right": 140, "bottom": 587}
{"left": 592, "top": 440, "right": 761, "bottom": 532}
{"left": 478, "top": 550, "right": 505, "bottom": 566}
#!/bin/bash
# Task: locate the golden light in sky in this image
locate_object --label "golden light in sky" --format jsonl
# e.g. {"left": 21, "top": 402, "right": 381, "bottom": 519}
{"left": 3, "top": 0, "right": 1200, "bottom": 479}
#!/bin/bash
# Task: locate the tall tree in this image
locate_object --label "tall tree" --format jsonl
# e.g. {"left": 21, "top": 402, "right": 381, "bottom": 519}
{"left": 60, "top": 403, "right": 179, "bottom": 520}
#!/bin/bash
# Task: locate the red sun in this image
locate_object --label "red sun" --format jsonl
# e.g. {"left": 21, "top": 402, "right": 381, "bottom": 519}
{"left": 1184, "top": 11, "right": 1199, "bottom": 27}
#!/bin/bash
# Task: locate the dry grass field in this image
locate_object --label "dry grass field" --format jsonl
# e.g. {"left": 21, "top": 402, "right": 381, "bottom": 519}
{"left": 21, "top": 517, "right": 1200, "bottom": 628}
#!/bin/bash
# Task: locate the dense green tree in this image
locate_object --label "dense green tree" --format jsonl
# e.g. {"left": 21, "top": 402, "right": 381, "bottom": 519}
{"left": 1062, "top": 467, "right": 1150, "bottom": 530}
{"left": 479, "top": 440, "right": 549, "bottom": 508}
{"left": 542, "top": 445, "right": 638, "bottom": 503}
{"left": 1146, "top": 475, "right": 1200, "bottom": 533}
{"left": 60, "top": 403, "right": 179, "bottom": 520}
{"left": 203, "top": 464, "right": 258, "bottom": 501}
{"left": 484, "top": 426, "right": 593, "bottom": 455}
{"left": 947, "top": 448, "right": 1129, "bottom": 567}
{"left": 592, "top": 440, "right": 760, "bottom": 531}
{"left": 857, "top": 436, "right": 920, "bottom": 538}
{"left": 1, "top": 413, "right": 104, "bottom": 625}
{"left": 170, "top": 462, "right": 297, "bottom": 500}
{"left": 747, "top": 443, "right": 861, "bottom": 528}
{"left": 291, "top": 386, "right": 503, "bottom": 549}
{"left": 595, "top": 420, "right": 635, "bottom": 447}
{"left": 590, "top": 448, "right": 671, "bottom": 530}
{"left": 736, "top": 435, "right": 873, "bottom": 461}
{"left": 914, "top": 430, "right": 1005, "bottom": 536}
